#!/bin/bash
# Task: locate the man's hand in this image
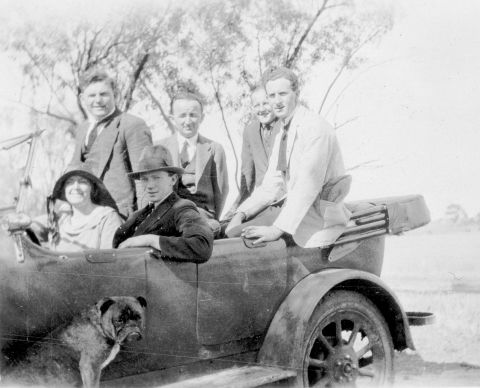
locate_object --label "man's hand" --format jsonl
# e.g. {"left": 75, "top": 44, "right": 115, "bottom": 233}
{"left": 118, "top": 234, "right": 160, "bottom": 250}
{"left": 241, "top": 225, "right": 283, "bottom": 245}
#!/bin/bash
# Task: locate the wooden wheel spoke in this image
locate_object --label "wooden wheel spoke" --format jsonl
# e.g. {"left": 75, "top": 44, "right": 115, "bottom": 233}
{"left": 358, "top": 366, "right": 375, "bottom": 378}
{"left": 356, "top": 341, "right": 372, "bottom": 358}
{"left": 308, "top": 356, "right": 327, "bottom": 369}
{"left": 302, "top": 291, "right": 394, "bottom": 387}
{"left": 348, "top": 321, "right": 360, "bottom": 346}
{"left": 335, "top": 318, "right": 343, "bottom": 345}
{"left": 318, "top": 332, "right": 335, "bottom": 353}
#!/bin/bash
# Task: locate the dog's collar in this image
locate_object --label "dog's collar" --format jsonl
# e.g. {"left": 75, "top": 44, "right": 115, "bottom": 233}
{"left": 101, "top": 342, "right": 121, "bottom": 370}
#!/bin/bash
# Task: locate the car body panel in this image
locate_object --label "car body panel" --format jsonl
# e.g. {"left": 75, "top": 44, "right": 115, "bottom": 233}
{"left": 0, "top": 195, "right": 430, "bottom": 382}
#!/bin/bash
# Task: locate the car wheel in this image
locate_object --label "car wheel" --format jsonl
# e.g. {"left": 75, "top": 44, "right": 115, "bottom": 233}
{"left": 299, "top": 290, "right": 394, "bottom": 387}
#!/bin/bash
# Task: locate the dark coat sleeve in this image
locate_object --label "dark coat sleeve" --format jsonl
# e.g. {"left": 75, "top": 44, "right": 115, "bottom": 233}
{"left": 159, "top": 206, "right": 214, "bottom": 263}
{"left": 111, "top": 207, "right": 145, "bottom": 248}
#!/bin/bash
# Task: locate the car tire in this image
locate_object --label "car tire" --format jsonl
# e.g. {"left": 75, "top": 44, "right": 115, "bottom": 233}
{"left": 296, "top": 289, "right": 394, "bottom": 387}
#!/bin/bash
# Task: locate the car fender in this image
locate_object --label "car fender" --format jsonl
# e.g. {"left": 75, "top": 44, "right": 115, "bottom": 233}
{"left": 257, "top": 268, "right": 413, "bottom": 369}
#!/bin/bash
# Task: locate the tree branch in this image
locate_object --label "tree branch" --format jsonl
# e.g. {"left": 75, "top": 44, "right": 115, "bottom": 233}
{"left": 285, "top": 0, "right": 329, "bottom": 68}
{"left": 256, "top": 33, "right": 263, "bottom": 78}
{"left": 319, "top": 26, "right": 386, "bottom": 115}
{"left": 208, "top": 66, "right": 240, "bottom": 192}
{"left": 21, "top": 45, "right": 74, "bottom": 119}
{"left": 123, "top": 52, "right": 150, "bottom": 111}
{"left": 333, "top": 115, "right": 359, "bottom": 130}
{"left": 318, "top": 57, "right": 347, "bottom": 114}
{"left": 11, "top": 99, "right": 77, "bottom": 126}
{"left": 346, "top": 159, "right": 380, "bottom": 172}
{"left": 325, "top": 58, "right": 397, "bottom": 117}
{"left": 139, "top": 77, "right": 175, "bottom": 134}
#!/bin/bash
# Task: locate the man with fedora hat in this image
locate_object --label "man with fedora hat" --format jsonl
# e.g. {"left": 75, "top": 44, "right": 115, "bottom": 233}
{"left": 112, "top": 145, "right": 214, "bottom": 263}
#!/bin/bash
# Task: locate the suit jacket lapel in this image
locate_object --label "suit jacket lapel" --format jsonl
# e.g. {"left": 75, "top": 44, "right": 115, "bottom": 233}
{"left": 89, "top": 111, "right": 122, "bottom": 177}
{"left": 134, "top": 193, "right": 177, "bottom": 236}
{"left": 164, "top": 135, "right": 180, "bottom": 166}
{"left": 195, "top": 135, "right": 212, "bottom": 186}
{"left": 254, "top": 122, "right": 269, "bottom": 162}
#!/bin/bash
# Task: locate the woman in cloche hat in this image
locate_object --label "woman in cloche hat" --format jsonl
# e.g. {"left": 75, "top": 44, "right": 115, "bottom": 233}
{"left": 9, "top": 167, "right": 123, "bottom": 251}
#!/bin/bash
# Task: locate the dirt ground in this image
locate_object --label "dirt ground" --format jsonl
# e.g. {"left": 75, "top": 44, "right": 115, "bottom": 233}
{"left": 395, "top": 351, "right": 480, "bottom": 387}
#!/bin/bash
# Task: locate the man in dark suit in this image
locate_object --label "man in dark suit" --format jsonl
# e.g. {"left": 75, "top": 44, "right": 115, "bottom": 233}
{"left": 224, "top": 86, "right": 279, "bottom": 220}
{"left": 158, "top": 92, "right": 228, "bottom": 235}
{"left": 112, "top": 145, "right": 214, "bottom": 263}
{"left": 69, "top": 70, "right": 152, "bottom": 218}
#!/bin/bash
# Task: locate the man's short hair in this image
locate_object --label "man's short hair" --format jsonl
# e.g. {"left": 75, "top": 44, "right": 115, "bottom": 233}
{"left": 80, "top": 70, "right": 116, "bottom": 94}
{"left": 261, "top": 67, "right": 299, "bottom": 93}
{"left": 170, "top": 92, "right": 204, "bottom": 114}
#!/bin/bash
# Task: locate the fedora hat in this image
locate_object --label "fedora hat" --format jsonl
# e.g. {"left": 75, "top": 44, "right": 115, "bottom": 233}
{"left": 129, "top": 145, "right": 184, "bottom": 179}
{"left": 51, "top": 167, "right": 118, "bottom": 211}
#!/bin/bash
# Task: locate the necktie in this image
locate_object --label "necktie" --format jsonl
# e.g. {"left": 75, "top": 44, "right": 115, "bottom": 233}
{"left": 262, "top": 123, "right": 273, "bottom": 155}
{"left": 86, "top": 123, "right": 99, "bottom": 151}
{"left": 180, "top": 141, "right": 189, "bottom": 168}
{"left": 134, "top": 203, "right": 155, "bottom": 232}
{"left": 262, "top": 123, "right": 271, "bottom": 140}
{"left": 276, "top": 121, "right": 291, "bottom": 173}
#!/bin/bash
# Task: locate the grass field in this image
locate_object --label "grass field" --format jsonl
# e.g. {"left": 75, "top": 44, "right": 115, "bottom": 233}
{"left": 381, "top": 231, "right": 480, "bottom": 366}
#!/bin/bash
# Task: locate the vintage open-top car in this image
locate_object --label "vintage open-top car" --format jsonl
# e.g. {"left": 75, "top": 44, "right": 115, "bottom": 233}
{"left": 0, "top": 193, "right": 431, "bottom": 387}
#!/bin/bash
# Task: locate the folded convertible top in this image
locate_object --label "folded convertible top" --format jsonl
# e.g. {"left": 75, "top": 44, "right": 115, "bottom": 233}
{"left": 335, "top": 195, "right": 430, "bottom": 246}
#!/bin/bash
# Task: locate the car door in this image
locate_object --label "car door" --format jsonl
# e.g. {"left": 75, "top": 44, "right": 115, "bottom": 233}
{"left": 195, "top": 238, "right": 300, "bottom": 346}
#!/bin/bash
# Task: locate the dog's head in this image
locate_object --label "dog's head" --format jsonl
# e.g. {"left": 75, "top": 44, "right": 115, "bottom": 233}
{"left": 95, "top": 296, "right": 147, "bottom": 345}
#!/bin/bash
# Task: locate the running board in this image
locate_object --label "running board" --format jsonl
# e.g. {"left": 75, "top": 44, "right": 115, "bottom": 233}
{"left": 158, "top": 366, "right": 297, "bottom": 388}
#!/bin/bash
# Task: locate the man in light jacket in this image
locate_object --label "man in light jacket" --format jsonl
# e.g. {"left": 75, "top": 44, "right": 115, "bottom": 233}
{"left": 230, "top": 67, "right": 351, "bottom": 248}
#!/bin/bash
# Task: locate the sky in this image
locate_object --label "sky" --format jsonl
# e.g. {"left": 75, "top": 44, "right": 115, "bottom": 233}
{"left": 1, "top": 0, "right": 479, "bottom": 219}
{"left": 304, "top": 0, "right": 480, "bottom": 219}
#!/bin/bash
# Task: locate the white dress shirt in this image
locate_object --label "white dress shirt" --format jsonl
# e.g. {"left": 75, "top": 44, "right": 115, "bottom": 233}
{"left": 177, "top": 133, "right": 198, "bottom": 163}
{"left": 84, "top": 107, "right": 116, "bottom": 146}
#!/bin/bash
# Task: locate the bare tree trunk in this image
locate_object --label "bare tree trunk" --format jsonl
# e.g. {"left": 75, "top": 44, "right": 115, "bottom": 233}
{"left": 209, "top": 71, "right": 240, "bottom": 192}
{"left": 123, "top": 52, "right": 149, "bottom": 111}
{"left": 140, "top": 78, "right": 176, "bottom": 134}
{"left": 285, "top": 0, "right": 329, "bottom": 68}
{"left": 319, "top": 27, "right": 385, "bottom": 115}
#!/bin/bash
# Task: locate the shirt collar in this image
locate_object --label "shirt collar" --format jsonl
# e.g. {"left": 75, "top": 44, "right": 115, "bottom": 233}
{"left": 177, "top": 133, "right": 198, "bottom": 148}
{"left": 261, "top": 119, "right": 275, "bottom": 131}
{"left": 151, "top": 191, "right": 174, "bottom": 208}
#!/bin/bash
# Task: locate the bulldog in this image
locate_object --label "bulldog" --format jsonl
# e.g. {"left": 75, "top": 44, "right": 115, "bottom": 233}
{"left": 2, "top": 296, "right": 147, "bottom": 388}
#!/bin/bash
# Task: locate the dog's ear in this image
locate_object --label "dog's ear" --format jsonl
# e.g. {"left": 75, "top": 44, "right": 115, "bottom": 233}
{"left": 137, "top": 296, "right": 147, "bottom": 308}
{"left": 98, "top": 298, "right": 116, "bottom": 316}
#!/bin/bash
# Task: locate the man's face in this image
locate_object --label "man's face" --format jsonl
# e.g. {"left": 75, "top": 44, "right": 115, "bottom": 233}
{"left": 140, "top": 171, "right": 177, "bottom": 205}
{"left": 82, "top": 81, "right": 116, "bottom": 121}
{"left": 170, "top": 99, "right": 204, "bottom": 139}
{"left": 251, "top": 89, "right": 275, "bottom": 125}
{"left": 265, "top": 77, "right": 298, "bottom": 119}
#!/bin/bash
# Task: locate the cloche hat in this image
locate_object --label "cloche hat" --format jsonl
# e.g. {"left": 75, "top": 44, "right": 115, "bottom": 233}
{"left": 51, "top": 166, "right": 118, "bottom": 211}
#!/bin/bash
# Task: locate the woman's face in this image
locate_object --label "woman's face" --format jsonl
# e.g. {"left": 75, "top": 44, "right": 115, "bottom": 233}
{"left": 64, "top": 176, "right": 93, "bottom": 207}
